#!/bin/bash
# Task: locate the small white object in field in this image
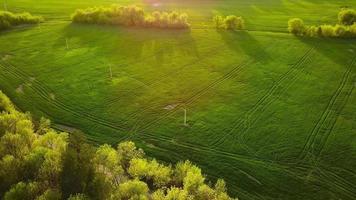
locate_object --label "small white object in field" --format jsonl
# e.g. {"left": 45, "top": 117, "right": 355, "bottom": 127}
{"left": 163, "top": 104, "right": 178, "bottom": 110}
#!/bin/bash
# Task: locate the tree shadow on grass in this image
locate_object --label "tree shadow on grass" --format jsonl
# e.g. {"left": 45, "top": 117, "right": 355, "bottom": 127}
{"left": 297, "top": 36, "right": 356, "bottom": 66}
{"left": 218, "top": 30, "right": 272, "bottom": 64}
{"left": 55, "top": 23, "right": 198, "bottom": 66}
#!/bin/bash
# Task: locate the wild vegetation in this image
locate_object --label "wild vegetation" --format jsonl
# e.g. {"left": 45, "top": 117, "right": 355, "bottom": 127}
{"left": 0, "top": 91, "right": 236, "bottom": 200}
{"left": 213, "top": 15, "right": 245, "bottom": 30}
{"left": 0, "top": 10, "right": 43, "bottom": 30}
{"left": 288, "top": 9, "right": 356, "bottom": 38}
{"left": 71, "top": 5, "right": 190, "bottom": 29}
{"left": 338, "top": 8, "right": 356, "bottom": 25}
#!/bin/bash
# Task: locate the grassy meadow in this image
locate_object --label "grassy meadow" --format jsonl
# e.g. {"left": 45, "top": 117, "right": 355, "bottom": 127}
{"left": 0, "top": 0, "right": 356, "bottom": 199}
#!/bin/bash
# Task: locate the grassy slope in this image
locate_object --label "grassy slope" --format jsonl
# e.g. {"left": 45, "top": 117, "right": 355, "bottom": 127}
{"left": 0, "top": 0, "right": 356, "bottom": 199}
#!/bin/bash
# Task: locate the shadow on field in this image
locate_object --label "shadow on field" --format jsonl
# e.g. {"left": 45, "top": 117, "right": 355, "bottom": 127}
{"left": 219, "top": 30, "right": 271, "bottom": 64}
{"left": 55, "top": 24, "right": 198, "bottom": 65}
{"left": 297, "top": 37, "right": 356, "bottom": 66}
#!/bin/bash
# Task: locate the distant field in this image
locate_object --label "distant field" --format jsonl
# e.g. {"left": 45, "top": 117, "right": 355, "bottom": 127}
{"left": 1, "top": 0, "right": 356, "bottom": 199}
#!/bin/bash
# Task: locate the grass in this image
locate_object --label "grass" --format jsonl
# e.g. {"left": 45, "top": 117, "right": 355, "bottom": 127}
{"left": 0, "top": 0, "right": 356, "bottom": 199}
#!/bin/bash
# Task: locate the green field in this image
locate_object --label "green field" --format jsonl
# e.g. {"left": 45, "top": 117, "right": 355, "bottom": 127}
{"left": 1, "top": 0, "right": 356, "bottom": 199}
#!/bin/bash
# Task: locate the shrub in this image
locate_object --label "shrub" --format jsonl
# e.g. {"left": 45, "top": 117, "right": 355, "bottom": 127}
{"left": 320, "top": 24, "right": 335, "bottom": 37}
{"left": 213, "top": 15, "right": 245, "bottom": 30}
{"left": 288, "top": 18, "right": 305, "bottom": 35}
{"left": 288, "top": 17, "right": 356, "bottom": 38}
{"left": 71, "top": 5, "right": 190, "bottom": 29}
{"left": 225, "top": 15, "right": 245, "bottom": 30}
{"left": 0, "top": 11, "right": 43, "bottom": 30}
{"left": 213, "top": 15, "right": 225, "bottom": 29}
{"left": 338, "top": 8, "right": 356, "bottom": 25}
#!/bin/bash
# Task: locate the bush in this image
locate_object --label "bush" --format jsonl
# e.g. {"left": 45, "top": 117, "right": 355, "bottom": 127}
{"left": 213, "top": 15, "right": 245, "bottom": 30}
{"left": 288, "top": 18, "right": 305, "bottom": 35}
{"left": 338, "top": 8, "right": 356, "bottom": 25}
{"left": 71, "top": 5, "right": 190, "bottom": 29}
{"left": 0, "top": 11, "right": 43, "bottom": 30}
{"left": 288, "top": 17, "right": 356, "bottom": 38}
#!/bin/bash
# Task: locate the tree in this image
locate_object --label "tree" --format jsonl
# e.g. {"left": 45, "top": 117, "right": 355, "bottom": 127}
{"left": 0, "top": 91, "right": 237, "bottom": 200}
{"left": 3, "top": 182, "right": 40, "bottom": 200}
{"left": 213, "top": 15, "right": 245, "bottom": 30}
{"left": 288, "top": 18, "right": 305, "bottom": 35}
{"left": 117, "top": 141, "right": 144, "bottom": 170}
{"left": 113, "top": 179, "right": 149, "bottom": 200}
{"left": 93, "top": 144, "right": 124, "bottom": 185}
{"left": 128, "top": 158, "right": 172, "bottom": 188}
{"left": 320, "top": 25, "right": 335, "bottom": 37}
{"left": 213, "top": 15, "right": 225, "bottom": 29}
{"left": 338, "top": 9, "right": 356, "bottom": 25}
{"left": 224, "top": 15, "right": 245, "bottom": 30}
{"left": 61, "top": 132, "right": 95, "bottom": 199}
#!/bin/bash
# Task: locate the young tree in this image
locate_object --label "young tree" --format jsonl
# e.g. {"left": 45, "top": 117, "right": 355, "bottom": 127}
{"left": 61, "top": 132, "right": 95, "bottom": 199}
{"left": 113, "top": 179, "right": 149, "bottom": 200}
{"left": 338, "top": 9, "right": 356, "bottom": 25}
{"left": 288, "top": 18, "right": 305, "bottom": 35}
{"left": 117, "top": 141, "right": 144, "bottom": 170}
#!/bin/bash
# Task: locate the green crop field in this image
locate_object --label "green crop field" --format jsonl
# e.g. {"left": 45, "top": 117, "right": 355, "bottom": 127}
{"left": 0, "top": 0, "right": 356, "bottom": 199}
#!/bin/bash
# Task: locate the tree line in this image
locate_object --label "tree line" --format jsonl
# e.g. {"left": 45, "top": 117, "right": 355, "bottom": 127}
{"left": 288, "top": 8, "right": 356, "bottom": 38}
{"left": 0, "top": 91, "right": 237, "bottom": 200}
{"left": 71, "top": 5, "right": 190, "bottom": 29}
{"left": 0, "top": 11, "right": 43, "bottom": 30}
{"left": 213, "top": 15, "right": 245, "bottom": 30}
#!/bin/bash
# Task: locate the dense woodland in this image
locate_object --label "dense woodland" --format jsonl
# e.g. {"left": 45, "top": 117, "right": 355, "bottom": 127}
{"left": 0, "top": 91, "right": 236, "bottom": 199}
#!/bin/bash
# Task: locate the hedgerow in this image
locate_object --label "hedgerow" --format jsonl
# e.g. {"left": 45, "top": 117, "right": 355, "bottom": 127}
{"left": 288, "top": 9, "right": 356, "bottom": 38}
{"left": 71, "top": 5, "right": 190, "bottom": 29}
{"left": 0, "top": 11, "right": 43, "bottom": 30}
{"left": 0, "top": 90, "right": 237, "bottom": 200}
{"left": 213, "top": 15, "right": 245, "bottom": 30}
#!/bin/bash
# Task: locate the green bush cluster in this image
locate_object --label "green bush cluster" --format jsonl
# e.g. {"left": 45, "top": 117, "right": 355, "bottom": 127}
{"left": 0, "top": 11, "right": 43, "bottom": 30}
{"left": 71, "top": 5, "right": 190, "bottom": 29}
{"left": 338, "top": 8, "right": 356, "bottom": 25}
{"left": 0, "top": 91, "right": 236, "bottom": 200}
{"left": 213, "top": 15, "right": 245, "bottom": 30}
{"left": 288, "top": 9, "right": 356, "bottom": 38}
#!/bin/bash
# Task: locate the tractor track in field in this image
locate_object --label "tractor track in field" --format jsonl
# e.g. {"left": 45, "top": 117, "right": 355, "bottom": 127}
{"left": 298, "top": 58, "right": 355, "bottom": 160}
{"left": 211, "top": 47, "right": 315, "bottom": 148}
{"left": 317, "top": 167, "right": 356, "bottom": 199}
{"left": 142, "top": 133, "right": 356, "bottom": 199}
{"left": 101, "top": 43, "right": 233, "bottom": 127}
{"left": 127, "top": 41, "right": 278, "bottom": 135}
{"left": 0, "top": 60, "right": 131, "bottom": 134}
{"left": 96, "top": 35, "right": 221, "bottom": 105}
{"left": 100, "top": 43, "right": 228, "bottom": 110}
{"left": 135, "top": 58, "right": 257, "bottom": 134}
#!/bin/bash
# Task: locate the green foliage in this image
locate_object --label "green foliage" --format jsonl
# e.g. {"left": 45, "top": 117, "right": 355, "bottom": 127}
{"left": 114, "top": 179, "right": 149, "bottom": 200}
{"left": 0, "top": 11, "right": 43, "bottom": 30}
{"left": 128, "top": 158, "right": 172, "bottom": 188}
{"left": 338, "top": 8, "right": 356, "bottom": 25}
{"left": 0, "top": 91, "right": 236, "bottom": 199}
{"left": 288, "top": 9, "right": 356, "bottom": 38}
{"left": 288, "top": 18, "right": 305, "bottom": 35}
{"left": 61, "top": 132, "right": 95, "bottom": 199}
{"left": 213, "top": 15, "right": 245, "bottom": 30}
{"left": 67, "top": 193, "right": 89, "bottom": 200}
{"left": 71, "top": 5, "right": 190, "bottom": 29}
